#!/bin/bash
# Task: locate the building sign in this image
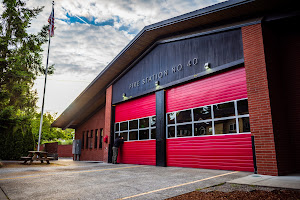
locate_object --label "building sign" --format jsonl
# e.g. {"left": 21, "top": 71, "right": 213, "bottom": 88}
{"left": 129, "top": 58, "right": 199, "bottom": 90}
{"left": 112, "top": 29, "right": 243, "bottom": 104}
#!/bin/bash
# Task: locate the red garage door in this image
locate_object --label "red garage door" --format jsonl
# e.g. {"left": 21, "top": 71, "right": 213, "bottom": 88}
{"left": 115, "top": 93, "right": 156, "bottom": 165}
{"left": 166, "top": 67, "right": 254, "bottom": 171}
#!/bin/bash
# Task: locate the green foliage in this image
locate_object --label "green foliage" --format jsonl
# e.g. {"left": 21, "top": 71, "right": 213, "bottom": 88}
{"left": 58, "top": 140, "right": 73, "bottom": 145}
{"left": 0, "top": 110, "right": 35, "bottom": 159}
{"left": 0, "top": 0, "right": 54, "bottom": 112}
{"left": 23, "top": 127, "right": 35, "bottom": 152}
{"left": 42, "top": 139, "right": 73, "bottom": 145}
{"left": 31, "top": 112, "right": 74, "bottom": 143}
{"left": 0, "top": 0, "right": 54, "bottom": 160}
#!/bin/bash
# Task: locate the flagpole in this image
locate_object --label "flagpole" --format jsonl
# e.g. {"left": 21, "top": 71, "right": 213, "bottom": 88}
{"left": 37, "top": 1, "right": 54, "bottom": 151}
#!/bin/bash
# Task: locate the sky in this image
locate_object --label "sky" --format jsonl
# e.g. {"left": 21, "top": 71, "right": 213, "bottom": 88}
{"left": 1, "top": 0, "right": 226, "bottom": 117}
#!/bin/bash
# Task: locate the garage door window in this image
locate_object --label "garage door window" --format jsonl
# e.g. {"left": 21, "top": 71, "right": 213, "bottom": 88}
{"left": 115, "top": 115, "right": 156, "bottom": 141}
{"left": 166, "top": 98, "right": 250, "bottom": 138}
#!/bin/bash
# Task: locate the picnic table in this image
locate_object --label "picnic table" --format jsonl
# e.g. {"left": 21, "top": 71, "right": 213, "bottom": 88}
{"left": 21, "top": 151, "right": 54, "bottom": 164}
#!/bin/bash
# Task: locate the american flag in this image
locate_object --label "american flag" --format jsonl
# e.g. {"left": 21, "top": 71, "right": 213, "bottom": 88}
{"left": 48, "top": 6, "right": 54, "bottom": 37}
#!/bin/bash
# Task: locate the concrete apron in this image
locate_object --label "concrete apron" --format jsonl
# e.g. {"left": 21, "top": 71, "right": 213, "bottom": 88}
{"left": 0, "top": 161, "right": 251, "bottom": 200}
{"left": 228, "top": 173, "right": 300, "bottom": 190}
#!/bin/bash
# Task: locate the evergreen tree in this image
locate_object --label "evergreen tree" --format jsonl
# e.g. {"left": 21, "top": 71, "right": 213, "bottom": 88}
{"left": 23, "top": 126, "right": 35, "bottom": 153}
{"left": 0, "top": 0, "right": 54, "bottom": 159}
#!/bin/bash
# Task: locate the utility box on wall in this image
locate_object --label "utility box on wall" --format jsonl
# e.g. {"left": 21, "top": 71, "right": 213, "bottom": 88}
{"left": 72, "top": 139, "right": 81, "bottom": 161}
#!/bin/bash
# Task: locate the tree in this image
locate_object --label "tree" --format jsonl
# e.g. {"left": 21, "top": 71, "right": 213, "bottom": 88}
{"left": 31, "top": 112, "right": 74, "bottom": 143}
{"left": 0, "top": 0, "right": 54, "bottom": 159}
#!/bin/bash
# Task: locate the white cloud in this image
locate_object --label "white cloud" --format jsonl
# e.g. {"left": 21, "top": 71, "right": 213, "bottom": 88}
{"left": 1, "top": 0, "right": 226, "bottom": 115}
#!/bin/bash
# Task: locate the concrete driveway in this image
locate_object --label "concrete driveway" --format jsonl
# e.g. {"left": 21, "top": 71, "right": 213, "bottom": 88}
{"left": 0, "top": 159, "right": 251, "bottom": 200}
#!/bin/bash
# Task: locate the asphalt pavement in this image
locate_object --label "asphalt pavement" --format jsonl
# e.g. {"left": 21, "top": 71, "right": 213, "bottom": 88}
{"left": 0, "top": 159, "right": 251, "bottom": 200}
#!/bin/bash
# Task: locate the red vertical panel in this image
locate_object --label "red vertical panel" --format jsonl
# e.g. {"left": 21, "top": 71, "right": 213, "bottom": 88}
{"left": 167, "top": 134, "right": 254, "bottom": 172}
{"left": 117, "top": 140, "right": 156, "bottom": 165}
{"left": 115, "top": 93, "right": 156, "bottom": 122}
{"left": 166, "top": 67, "right": 247, "bottom": 112}
{"left": 166, "top": 67, "right": 253, "bottom": 171}
{"left": 115, "top": 94, "right": 156, "bottom": 165}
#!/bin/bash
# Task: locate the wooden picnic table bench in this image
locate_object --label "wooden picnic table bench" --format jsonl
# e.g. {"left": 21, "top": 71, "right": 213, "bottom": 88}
{"left": 21, "top": 151, "right": 54, "bottom": 164}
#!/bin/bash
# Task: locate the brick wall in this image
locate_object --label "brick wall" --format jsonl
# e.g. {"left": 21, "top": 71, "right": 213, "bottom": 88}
{"left": 45, "top": 142, "right": 58, "bottom": 154}
{"left": 37, "top": 143, "right": 72, "bottom": 158}
{"left": 242, "top": 24, "right": 278, "bottom": 176}
{"left": 57, "top": 145, "right": 73, "bottom": 157}
{"left": 75, "top": 107, "right": 106, "bottom": 161}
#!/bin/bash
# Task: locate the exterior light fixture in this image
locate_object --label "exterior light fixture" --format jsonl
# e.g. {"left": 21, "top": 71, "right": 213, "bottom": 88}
{"left": 122, "top": 93, "right": 129, "bottom": 101}
{"left": 204, "top": 62, "right": 210, "bottom": 70}
{"left": 155, "top": 81, "right": 159, "bottom": 87}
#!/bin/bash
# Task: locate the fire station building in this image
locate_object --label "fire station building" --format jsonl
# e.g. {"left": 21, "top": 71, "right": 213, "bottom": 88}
{"left": 52, "top": 0, "right": 300, "bottom": 176}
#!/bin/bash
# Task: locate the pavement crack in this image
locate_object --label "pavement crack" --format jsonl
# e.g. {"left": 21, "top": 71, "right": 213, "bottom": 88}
{"left": 0, "top": 186, "right": 10, "bottom": 200}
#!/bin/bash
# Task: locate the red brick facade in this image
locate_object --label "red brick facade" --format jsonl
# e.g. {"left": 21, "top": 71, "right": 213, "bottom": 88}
{"left": 75, "top": 107, "right": 106, "bottom": 161}
{"left": 73, "top": 86, "right": 113, "bottom": 162}
{"left": 38, "top": 143, "right": 72, "bottom": 157}
{"left": 242, "top": 24, "right": 278, "bottom": 175}
{"left": 58, "top": 145, "right": 73, "bottom": 157}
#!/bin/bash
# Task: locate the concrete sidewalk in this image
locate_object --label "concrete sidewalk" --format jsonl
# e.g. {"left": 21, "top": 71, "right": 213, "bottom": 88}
{"left": 0, "top": 160, "right": 250, "bottom": 200}
{"left": 0, "top": 159, "right": 299, "bottom": 199}
{"left": 228, "top": 173, "right": 300, "bottom": 190}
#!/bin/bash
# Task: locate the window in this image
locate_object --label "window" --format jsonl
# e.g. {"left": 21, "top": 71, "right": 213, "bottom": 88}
{"left": 99, "top": 129, "right": 103, "bottom": 149}
{"left": 88, "top": 130, "right": 93, "bottom": 149}
{"left": 237, "top": 99, "right": 249, "bottom": 115}
{"left": 168, "top": 126, "right": 175, "bottom": 138}
{"left": 82, "top": 132, "right": 85, "bottom": 149}
{"left": 139, "top": 118, "right": 149, "bottom": 128}
{"left": 194, "top": 122, "right": 212, "bottom": 136}
{"left": 129, "top": 120, "right": 138, "bottom": 130}
{"left": 94, "top": 129, "right": 98, "bottom": 149}
{"left": 177, "top": 124, "right": 192, "bottom": 137}
{"left": 238, "top": 117, "right": 250, "bottom": 133}
{"left": 86, "top": 131, "right": 89, "bottom": 149}
{"left": 151, "top": 129, "right": 156, "bottom": 139}
{"left": 150, "top": 116, "right": 156, "bottom": 127}
{"left": 114, "top": 115, "right": 156, "bottom": 141}
{"left": 193, "top": 106, "right": 211, "bottom": 121}
{"left": 120, "top": 122, "right": 128, "bottom": 131}
{"left": 129, "top": 131, "right": 138, "bottom": 140}
{"left": 213, "top": 102, "right": 235, "bottom": 118}
{"left": 214, "top": 119, "right": 237, "bottom": 134}
{"left": 167, "top": 113, "right": 176, "bottom": 124}
{"left": 139, "top": 130, "right": 149, "bottom": 140}
{"left": 166, "top": 98, "right": 250, "bottom": 138}
{"left": 176, "top": 110, "right": 192, "bottom": 123}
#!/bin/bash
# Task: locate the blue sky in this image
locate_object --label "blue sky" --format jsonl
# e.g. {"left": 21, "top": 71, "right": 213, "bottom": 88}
{"left": 1, "top": 0, "right": 226, "bottom": 116}
{"left": 60, "top": 12, "right": 137, "bottom": 34}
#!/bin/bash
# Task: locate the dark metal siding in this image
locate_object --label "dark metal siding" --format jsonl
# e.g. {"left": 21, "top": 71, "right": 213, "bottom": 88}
{"left": 112, "top": 29, "right": 243, "bottom": 104}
